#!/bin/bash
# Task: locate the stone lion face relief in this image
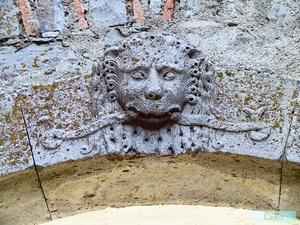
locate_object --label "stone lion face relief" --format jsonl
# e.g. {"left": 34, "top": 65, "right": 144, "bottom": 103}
{"left": 118, "top": 65, "right": 186, "bottom": 129}
{"left": 100, "top": 33, "right": 215, "bottom": 129}
{"left": 41, "top": 32, "right": 271, "bottom": 156}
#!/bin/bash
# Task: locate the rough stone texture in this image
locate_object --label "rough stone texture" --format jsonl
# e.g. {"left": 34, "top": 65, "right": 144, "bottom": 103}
{"left": 0, "top": 44, "right": 79, "bottom": 81}
{"left": 89, "top": 0, "right": 127, "bottom": 27}
{"left": 0, "top": 40, "right": 97, "bottom": 174}
{"left": 212, "top": 71, "right": 298, "bottom": 160}
{"left": 37, "top": 0, "right": 65, "bottom": 33}
{"left": 0, "top": 0, "right": 300, "bottom": 175}
{"left": 0, "top": 153, "right": 283, "bottom": 223}
{"left": 0, "top": 0, "right": 20, "bottom": 40}
{"left": 0, "top": 170, "right": 51, "bottom": 225}
{"left": 149, "top": 0, "right": 162, "bottom": 15}
{"left": 285, "top": 88, "right": 300, "bottom": 162}
{"left": 280, "top": 161, "right": 300, "bottom": 218}
{"left": 21, "top": 76, "right": 94, "bottom": 167}
{"left": 0, "top": 92, "right": 33, "bottom": 175}
{"left": 23, "top": 33, "right": 297, "bottom": 169}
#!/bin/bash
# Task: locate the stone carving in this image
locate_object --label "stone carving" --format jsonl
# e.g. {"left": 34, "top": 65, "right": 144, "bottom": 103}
{"left": 40, "top": 33, "right": 272, "bottom": 156}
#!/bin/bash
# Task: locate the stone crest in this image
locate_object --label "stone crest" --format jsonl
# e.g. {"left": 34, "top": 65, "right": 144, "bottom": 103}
{"left": 40, "top": 33, "right": 272, "bottom": 156}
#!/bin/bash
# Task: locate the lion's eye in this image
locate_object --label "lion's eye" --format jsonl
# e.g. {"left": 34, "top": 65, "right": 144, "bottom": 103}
{"left": 131, "top": 71, "right": 147, "bottom": 80}
{"left": 163, "top": 71, "right": 176, "bottom": 81}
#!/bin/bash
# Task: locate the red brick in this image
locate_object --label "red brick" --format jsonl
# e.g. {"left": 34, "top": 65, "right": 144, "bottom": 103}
{"left": 162, "top": 0, "right": 175, "bottom": 20}
{"left": 17, "top": 0, "right": 39, "bottom": 36}
{"left": 73, "top": 0, "right": 88, "bottom": 29}
{"left": 133, "top": 0, "right": 145, "bottom": 23}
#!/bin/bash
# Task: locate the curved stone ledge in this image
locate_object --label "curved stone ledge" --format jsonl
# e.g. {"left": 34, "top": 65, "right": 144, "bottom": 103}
{"left": 0, "top": 153, "right": 299, "bottom": 224}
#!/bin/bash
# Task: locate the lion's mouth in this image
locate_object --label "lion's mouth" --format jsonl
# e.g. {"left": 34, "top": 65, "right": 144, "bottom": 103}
{"left": 125, "top": 105, "right": 181, "bottom": 129}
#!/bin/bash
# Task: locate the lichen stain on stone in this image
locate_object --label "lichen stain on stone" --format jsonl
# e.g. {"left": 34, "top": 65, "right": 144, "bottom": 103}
{"left": 21, "top": 77, "right": 93, "bottom": 144}
{"left": 273, "top": 121, "right": 281, "bottom": 129}
{"left": 32, "top": 83, "right": 58, "bottom": 93}
{"left": 1, "top": 95, "right": 31, "bottom": 169}
{"left": 225, "top": 71, "right": 236, "bottom": 78}
{"left": 244, "top": 95, "right": 253, "bottom": 105}
{"left": 32, "top": 56, "right": 40, "bottom": 68}
{"left": 291, "top": 89, "right": 298, "bottom": 100}
{"left": 217, "top": 72, "right": 224, "bottom": 80}
{"left": 8, "top": 152, "right": 21, "bottom": 166}
{"left": 42, "top": 59, "right": 49, "bottom": 64}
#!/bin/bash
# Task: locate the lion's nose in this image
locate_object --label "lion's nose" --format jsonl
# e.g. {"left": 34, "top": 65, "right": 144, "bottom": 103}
{"left": 145, "top": 90, "right": 163, "bottom": 100}
{"left": 145, "top": 68, "right": 163, "bottom": 100}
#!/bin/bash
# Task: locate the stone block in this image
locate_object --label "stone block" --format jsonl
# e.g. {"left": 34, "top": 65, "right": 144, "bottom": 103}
{"left": 89, "top": 0, "right": 127, "bottom": 27}
{"left": 285, "top": 85, "right": 300, "bottom": 163}
{"left": 0, "top": 43, "right": 80, "bottom": 82}
{"left": 0, "top": 42, "right": 93, "bottom": 174}
{"left": 13, "top": 33, "right": 296, "bottom": 170}
{"left": 0, "top": 170, "right": 51, "bottom": 225}
{"left": 149, "top": 0, "right": 162, "bottom": 15}
{"left": 0, "top": 0, "right": 20, "bottom": 40}
{"left": 20, "top": 76, "right": 95, "bottom": 167}
{"left": 37, "top": 0, "right": 65, "bottom": 33}
{"left": 0, "top": 93, "right": 33, "bottom": 175}
{"left": 210, "top": 70, "right": 298, "bottom": 161}
{"left": 280, "top": 161, "right": 300, "bottom": 217}
{"left": 36, "top": 153, "right": 281, "bottom": 219}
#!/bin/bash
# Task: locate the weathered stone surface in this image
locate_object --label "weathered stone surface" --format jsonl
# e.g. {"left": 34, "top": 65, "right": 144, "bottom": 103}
{"left": 37, "top": 0, "right": 65, "bottom": 33}
{"left": 0, "top": 170, "right": 51, "bottom": 225}
{"left": 0, "top": 0, "right": 20, "bottom": 40}
{"left": 30, "top": 153, "right": 282, "bottom": 220}
{"left": 267, "top": 0, "right": 299, "bottom": 26}
{"left": 20, "top": 76, "right": 94, "bottom": 167}
{"left": 179, "top": 20, "right": 222, "bottom": 29}
{"left": 0, "top": 42, "right": 95, "bottom": 173}
{"left": 211, "top": 70, "right": 298, "bottom": 161}
{"left": 285, "top": 88, "right": 300, "bottom": 163}
{"left": 0, "top": 44, "right": 80, "bottom": 82}
{"left": 0, "top": 93, "right": 33, "bottom": 175}
{"left": 0, "top": 1, "right": 299, "bottom": 222}
{"left": 31, "top": 33, "right": 297, "bottom": 166}
{"left": 132, "top": 0, "right": 174, "bottom": 22}
{"left": 89, "top": 0, "right": 127, "bottom": 27}
{"left": 149, "top": 0, "right": 162, "bottom": 15}
{"left": 280, "top": 161, "right": 300, "bottom": 217}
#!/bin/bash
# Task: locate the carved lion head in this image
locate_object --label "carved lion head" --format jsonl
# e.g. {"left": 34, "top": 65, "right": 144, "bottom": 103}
{"left": 93, "top": 33, "right": 215, "bottom": 130}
